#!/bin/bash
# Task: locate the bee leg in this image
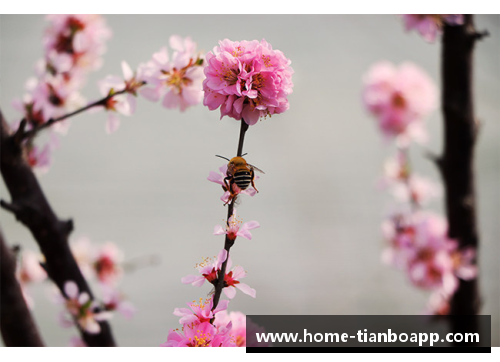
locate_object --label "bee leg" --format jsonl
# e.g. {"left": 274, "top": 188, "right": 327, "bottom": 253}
{"left": 250, "top": 169, "right": 259, "bottom": 193}
{"left": 223, "top": 176, "right": 236, "bottom": 205}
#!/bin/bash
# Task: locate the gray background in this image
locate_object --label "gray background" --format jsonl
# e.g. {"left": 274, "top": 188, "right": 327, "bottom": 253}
{"left": 0, "top": 15, "right": 498, "bottom": 347}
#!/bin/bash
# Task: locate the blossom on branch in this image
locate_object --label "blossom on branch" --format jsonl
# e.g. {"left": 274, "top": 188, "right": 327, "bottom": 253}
{"left": 214, "top": 212, "right": 260, "bottom": 241}
{"left": 162, "top": 321, "right": 235, "bottom": 347}
{"left": 140, "top": 35, "right": 204, "bottom": 111}
{"left": 362, "top": 61, "right": 437, "bottom": 144}
{"left": 203, "top": 38, "right": 294, "bottom": 125}
{"left": 181, "top": 249, "right": 256, "bottom": 299}
{"left": 402, "top": 15, "right": 464, "bottom": 42}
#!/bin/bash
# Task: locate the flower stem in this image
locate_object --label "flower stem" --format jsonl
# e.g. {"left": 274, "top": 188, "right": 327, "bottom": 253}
{"left": 212, "top": 119, "right": 248, "bottom": 311}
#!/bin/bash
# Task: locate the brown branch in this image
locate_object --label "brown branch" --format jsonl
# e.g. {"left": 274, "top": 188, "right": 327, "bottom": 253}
{"left": 440, "top": 14, "right": 482, "bottom": 343}
{"left": 0, "top": 109, "right": 116, "bottom": 346}
{"left": 0, "top": 228, "right": 45, "bottom": 346}
{"left": 212, "top": 120, "right": 249, "bottom": 311}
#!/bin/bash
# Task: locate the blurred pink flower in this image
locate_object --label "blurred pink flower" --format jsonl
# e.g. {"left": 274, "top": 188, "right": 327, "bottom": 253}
{"left": 402, "top": 15, "right": 464, "bottom": 42}
{"left": 59, "top": 281, "right": 111, "bottom": 334}
{"left": 100, "top": 285, "right": 136, "bottom": 319}
{"left": 214, "top": 212, "right": 260, "bottom": 241}
{"left": 17, "top": 250, "right": 47, "bottom": 285}
{"left": 43, "top": 14, "right": 111, "bottom": 75}
{"left": 203, "top": 38, "right": 293, "bottom": 125}
{"left": 214, "top": 311, "right": 271, "bottom": 347}
{"left": 391, "top": 174, "right": 442, "bottom": 206}
{"left": 70, "top": 236, "right": 95, "bottom": 279}
{"left": 140, "top": 35, "right": 204, "bottom": 111}
{"left": 93, "top": 242, "right": 123, "bottom": 285}
{"left": 69, "top": 336, "right": 87, "bottom": 347}
{"left": 207, "top": 163, "right": 258, "bottom": 203}
{"left": 424, "top": 291, "right": 450, "bottom": 316}
{"left": 362, "top": 61, "right": 437, "bottom": 143}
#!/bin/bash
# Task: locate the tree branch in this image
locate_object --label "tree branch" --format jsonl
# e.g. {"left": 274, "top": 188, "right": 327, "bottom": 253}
{"left": 440, "top": 14, "right": 482, "bottom": 343}
{"left": 0, "top": 227, "right": 45, "bottom": 347}
{"left": 0, "top": 108, "right": 116, "bottom": 346}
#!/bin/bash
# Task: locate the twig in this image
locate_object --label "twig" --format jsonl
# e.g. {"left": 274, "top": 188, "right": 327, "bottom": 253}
{"left": 0, "top": 227, "right": 45, "bottom": 346}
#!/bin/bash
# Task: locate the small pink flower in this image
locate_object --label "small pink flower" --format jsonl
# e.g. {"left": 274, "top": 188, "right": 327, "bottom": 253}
{"left": 140, "top": 36, "right": 204, "bottom": 111}
{"left": 402, "top": 15, "right": 464, "bottom": 42}
{"left": 16, "top": 250, "right": 47, "bottom": 285}
{"left": 93, "top": 242, "right": 123, "bottom": 285}
{"left": 362, "top": 61, "right": 437, "bottom": 143}
{"left": 173, "top": 296, "right": 229, "bottom": 326}
{"left": 70, "top": 236, "right": 95, "bottom": 279}
{"left": 391, "top": 174, "right": 442, "bottom": 206}
{"left": 207, "top": 164, "right": 258, "bottom": 203}
{"left": 100, "top": 285, "right": 136, "bottom": 319}
{"left": 214, "top": 212, "right": 260, "bottom": 241}
{"left": 59, "top": 281, "right": 111, "bottom": 334}
{"left": 214, "top": 311, "right": 271, "bottom": 347}
{"left": 69, "top": 336, "right": 87, "bottom": 347}
{"left": 203, "top": 39, "right": 294, "bottom": 125}
{"left": 424, "top": 291, "right": 451, "bottom": 315}
{"left": 182, "top": 249, "right": 256, "bottom": 299}
{"left": 98, "top": 61, "right": 143, "bottom": 134}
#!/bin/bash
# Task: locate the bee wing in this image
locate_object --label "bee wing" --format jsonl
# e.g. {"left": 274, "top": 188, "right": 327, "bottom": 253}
{"left": 248, "top": 163, "right": 265, "bottom": 174}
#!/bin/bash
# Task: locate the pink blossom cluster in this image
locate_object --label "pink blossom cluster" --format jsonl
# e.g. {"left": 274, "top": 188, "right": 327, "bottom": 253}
{"left": 215, "top": 311, "right": 271, "bottom": 347}
{"left": 15, "top": 15, "right": 111, "bottom": 129}
{"left": 12, "top": 15, "right": 111, "bottom": 173}
{"left": 203, "top": 39, "right": 294, "bottom": 125}
{"left": 381, "top": 211, "right": 477, "bottom": 313}
{"left": 402, "top": 15, "right": 464, "bottom": 42}
{"left": 162, "top": 297, "right": 235, "bottom": 347}
{"left": 362, "top": 61, "right": 437, "bottom": 144}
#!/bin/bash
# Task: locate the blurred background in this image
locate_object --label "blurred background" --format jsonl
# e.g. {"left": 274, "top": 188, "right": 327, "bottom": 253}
{"left": 0, "top": 15, "right": 498, "bottom": 347}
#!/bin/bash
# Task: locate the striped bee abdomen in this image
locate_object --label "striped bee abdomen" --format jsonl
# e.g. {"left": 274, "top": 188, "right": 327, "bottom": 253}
{"left": 233, "top": 170, "right": 252, "bottom": 190}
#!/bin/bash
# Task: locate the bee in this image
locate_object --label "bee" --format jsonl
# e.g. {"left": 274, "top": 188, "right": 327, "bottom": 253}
{"left": 216, "top": 155, "right": 265, "bottom": 205}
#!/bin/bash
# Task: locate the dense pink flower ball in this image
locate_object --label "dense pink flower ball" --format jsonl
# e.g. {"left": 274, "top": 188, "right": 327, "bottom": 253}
{"left": 362, "top": 61, "right": 437, "bottom": 143}
{"left": 203, "top": 39, "right": 293, "bottom": 125}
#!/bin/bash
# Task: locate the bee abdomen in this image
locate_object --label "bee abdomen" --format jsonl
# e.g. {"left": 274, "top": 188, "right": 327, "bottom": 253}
{"left": 233, "top": 170, "right": 252, "bottom": 190}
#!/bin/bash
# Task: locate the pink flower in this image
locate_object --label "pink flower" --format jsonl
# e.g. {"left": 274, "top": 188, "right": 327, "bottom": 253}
{"left": 207, "top": 164, "right": 258, "bottom": 203}
{"left": 214, "top": 212, "right": 260, "bottom": 241}
{"left": 161, "top": 321, "right": 235, "bottom": 347}
{"left": 362, "top": 61, "right": 437, "bottom": 143}
{"left": 59, "top": 281, "right": 111, "bottom": 334}
{"left": 93, "top": 242, "right": 123, "bottom": 285}
{"left": 173, "top": 296, "right": 229, "bottom": 326}
{"left": 98, "top": 61, "right": 144, "bottom": 134}
{"left": 214, "top": 311, "right": 271, "bottom": 347}
{"left": 424, "top": 291, "right": 451, "bottom": 315}
{"left": 100, "top": 285, "right": 136, "bottom": 319}
{"left": 16, "top": 250, "right": 47, "bottom": 285}
{"left": 140, "top": 35, "right": 204, "bottom": 111}
{"left": 203, "top": 39, "right": 294, "bottom": 125}
{"left": 70, "top": 236, "right": 95, "bottom": 279}
{"left": 391, "top": 174, "right": 442, "bottom": 206}
{"left": 182, "top": 249, "right": 256, "bottom": 299}
{"left": 402, "top": 15, "right": 464, "bottom": 42}
{"left": 69, "top": 336, "right": 87, "bottom": 347}
{"left": 25, "top": 133, "right": 60, "bottom": 175}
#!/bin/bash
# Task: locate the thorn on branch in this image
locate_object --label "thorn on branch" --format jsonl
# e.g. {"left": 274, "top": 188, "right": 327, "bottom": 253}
{"left": 59, "top": 219, "right": 74, "bottom": 237}
{"left": 424, "top": 150, "right": 443, "bottom": 171}
{"left": 471, "top": 29, "right": 489, "bottom": 42}
{"left": 13, "top": 119, "right": 27, "bottom": 145}
{"left": 0, "top": 200, "right": 22, "bottom": 215}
